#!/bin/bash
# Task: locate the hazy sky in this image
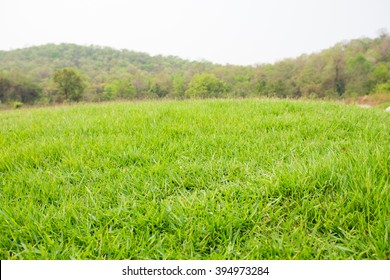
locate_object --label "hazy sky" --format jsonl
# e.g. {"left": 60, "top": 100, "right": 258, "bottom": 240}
{"left": 2, "top": 0, "right": 390, "bottom": 65}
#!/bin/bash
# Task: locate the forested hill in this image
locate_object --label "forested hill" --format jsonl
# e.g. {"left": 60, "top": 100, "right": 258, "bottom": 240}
{"left": 1, "top": 34, "right": 390, "bottom": 104}
{"left": 0, "top": 43, "right": 211, "bottom": 77}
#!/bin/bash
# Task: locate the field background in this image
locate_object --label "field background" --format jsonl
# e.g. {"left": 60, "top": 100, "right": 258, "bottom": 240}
{"left": 0, "top": 99, "right": 389, "bottom": 259}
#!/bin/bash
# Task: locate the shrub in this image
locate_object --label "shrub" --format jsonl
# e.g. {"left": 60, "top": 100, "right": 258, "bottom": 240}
{"left": 14, "top": 101, "right": 23, "bottom": 109}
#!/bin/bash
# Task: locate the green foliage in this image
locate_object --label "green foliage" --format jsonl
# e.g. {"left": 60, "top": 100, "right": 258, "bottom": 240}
{"left": 0, "top": 100, "right": 389, "bottom": 259}
{"left": 171, "top": 74, "right": 186, "bottom": 99}
{"left": 103, "top": 79, "right": 136, "bottom": 100}
{"left": 13, "top": 101, "right": 23, "bottom": 109}
{"left": 1, "top": 34, "right": 390, "bottom": 103}
{"left": 53, "top": 68, "right": 85, "bottom": 102}
{"left": 371, "top": 63, "right": 390, "bottom": 84}
{"left": 185, "top": 73, "right": 226, "bottom": 98}
{"left": 374, "top": 80, "right": 390, "bottom": 93}
{"left": 345, "top": 54, "right": 373, "bottom": 95}
{"left": 149, "top": 83, "right": 168, "bottom": 98}
{"left": 0, "top": 72, "right": 40, "bottom": 103}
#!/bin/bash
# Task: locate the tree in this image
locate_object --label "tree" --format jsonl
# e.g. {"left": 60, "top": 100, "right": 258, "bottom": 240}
{"left": 371, "top": 63, "right": 390, "bottom": 84}
{"left": 185, "top": 73, "right": 226, "bottom": 98}
{"left": 53, "top": 68, "right": 85, "bottom": 101}
{"left": 103, "top": 78, "right": 136, "bottom": 100}
{"left": 148, "top": 71, "right": 171, "bottom": 98}
{"left": 2, "top": 35, "right": 390, "bottom": 103}
{"left": 0, "top": 72, "right": 40, "bottom": 103}
{"left": 132, "top": 70, "right": 149, "bottom": 98}
{"left": 0, "top": 75, "right": 11, "bottom": 102}
{"left": 170, "top": 74, "right": 186, "bottom": 99}
{"left": 329, "top": 45, "right": 346, "bottom": 96}
{"left": 346, "top": 55, "right": 372, "bottom": 95}
{"left": 149, "top": 83, "right": 168, "bottom": 98}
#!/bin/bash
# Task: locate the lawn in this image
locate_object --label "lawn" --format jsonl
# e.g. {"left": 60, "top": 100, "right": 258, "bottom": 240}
{"left": 0, "top": 99, "right": 389, "bottom": 259}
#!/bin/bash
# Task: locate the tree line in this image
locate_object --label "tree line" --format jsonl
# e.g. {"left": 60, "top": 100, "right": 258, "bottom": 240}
{"left": 0, "top": 33, "right": 389, "bottom": 105}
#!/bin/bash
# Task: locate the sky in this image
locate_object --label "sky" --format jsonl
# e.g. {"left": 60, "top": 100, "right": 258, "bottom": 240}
{"left": 2, "top": 0, "right": 390, "bottom": 65}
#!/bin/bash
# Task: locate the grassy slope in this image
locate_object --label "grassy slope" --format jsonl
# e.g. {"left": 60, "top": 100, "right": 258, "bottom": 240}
{"left": 0, "top": 99, "right": 389, "bottom": 259}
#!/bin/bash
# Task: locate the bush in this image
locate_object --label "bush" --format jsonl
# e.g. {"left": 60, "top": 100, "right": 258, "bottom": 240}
{"left": 185, "top": 73, "right": 227, "bottom": 98}
{"left": 14, "top": 101, "right": 23, "bottom": 109}
{"left": 374, "top": 80, "right": 390, "bottom": 93}
{"left": 53, "top": 68, "right": 86, "bottom": 102}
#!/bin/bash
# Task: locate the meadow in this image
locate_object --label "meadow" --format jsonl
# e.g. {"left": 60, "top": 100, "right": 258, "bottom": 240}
{"left": 0, "top": 99, "right": 389, "bottom": 259}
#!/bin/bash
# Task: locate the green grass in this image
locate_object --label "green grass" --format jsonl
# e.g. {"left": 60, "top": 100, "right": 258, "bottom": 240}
{"left": 375, "top": 101, "right": 390, "bottom": 110}
{"left": 0, "top": 99, "right": 389, "bottom": 259}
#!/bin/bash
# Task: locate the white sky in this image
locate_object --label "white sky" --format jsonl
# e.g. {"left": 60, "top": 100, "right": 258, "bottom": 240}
{"left": 2, "top": 0, "right": 390, "bottom": 65}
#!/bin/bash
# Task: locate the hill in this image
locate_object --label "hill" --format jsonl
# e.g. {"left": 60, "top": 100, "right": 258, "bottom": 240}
{"left": 0, "top": 34, "right": 390, "bottom": 104}
{"left": 0, "top": 43, "right": 208, "bottom": 77}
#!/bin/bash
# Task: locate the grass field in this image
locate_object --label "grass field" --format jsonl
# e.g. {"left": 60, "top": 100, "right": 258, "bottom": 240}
{"left": 0, "top": 99, "right": 389, "bottom": 259}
